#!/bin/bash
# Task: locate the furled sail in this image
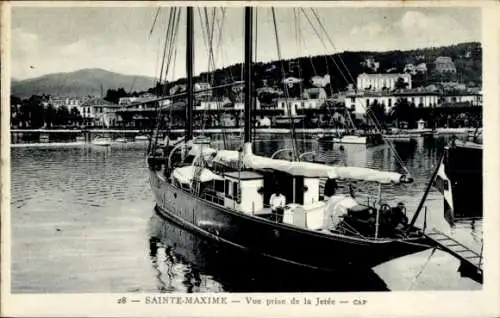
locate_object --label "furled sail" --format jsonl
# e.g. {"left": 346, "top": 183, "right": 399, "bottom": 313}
{"left": 171, "top": 165, "right": 223, "bottom": 185}
{"left": 211, "top": 150, "right": 241, "bottom": 166}
{"left": 242, "top": 143, "right": 410, "bottom": 184}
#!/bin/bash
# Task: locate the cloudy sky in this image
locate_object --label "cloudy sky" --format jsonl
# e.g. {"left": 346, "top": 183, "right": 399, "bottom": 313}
{"left": 11, "top": 5, "right": 481, "bottom": 81}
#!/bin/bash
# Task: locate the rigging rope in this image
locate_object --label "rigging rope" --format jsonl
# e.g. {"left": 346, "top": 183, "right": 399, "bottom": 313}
{"left": 149, "top": 7, "right": 162, "bottom": 38}
{"left": 271, "top": 8, "right": 299, "bottom": 161}
{"left": 407, "top": 247, "right": 437, "bottom": 290}
{"left": 302, "top": 8, "right": 411, "bottom": 176}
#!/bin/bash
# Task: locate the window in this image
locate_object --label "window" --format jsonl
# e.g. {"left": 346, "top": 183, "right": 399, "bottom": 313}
{"left": 225, "top": 180, "right": 230, "bottom": 197}
{"left": 233, "top": 182, "right": 239, "bottom": 201}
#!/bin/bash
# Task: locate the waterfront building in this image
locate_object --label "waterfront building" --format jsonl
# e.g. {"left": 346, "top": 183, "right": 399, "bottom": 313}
{"left": 345, "top": 87, "right": 482, "bottom": 115}
{"left": 198, "top": 97, "right": 261, "bottom": 111}
{"left": 356, "top": 73, "right": 412, "bottom": 91}
{"left": 434, "top": 56, "right": 457, "bottom": 73}
{"left": 118, "top": 93, "right": 159, "bottom": 107}
{"left": 345, "top": 89, "right": 440, "bottom": 114}
{"left": 79, "top": 97, "right": 120, "bottom": 127}
{"left": 275, "top": 98, "right": 325, "bottom": 116}
{"left": 49, "top": 96, "right": 89, "bottom": 110}
{"left": 441, "top": 90, "right": 482, "bottom": 106}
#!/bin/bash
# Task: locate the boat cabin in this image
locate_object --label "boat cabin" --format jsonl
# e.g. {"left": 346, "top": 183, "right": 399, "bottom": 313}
{"left": 260, "top": 170, "right": 320, "bottom": 206}
{"left": 223, "top": 171, "right": 264, "bottom": 214}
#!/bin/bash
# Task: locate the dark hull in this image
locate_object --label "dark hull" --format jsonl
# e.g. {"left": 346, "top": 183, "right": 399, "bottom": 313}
{"left": 436, "top": 143, "right": 482, "bottom": 224}
{"left": 149, "top": 169, "right": 432, "bottom": 270}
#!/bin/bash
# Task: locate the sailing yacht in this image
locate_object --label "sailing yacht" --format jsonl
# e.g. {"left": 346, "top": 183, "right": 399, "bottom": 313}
{"left": 147, "top": 7, "right": 436, "bottom": 271}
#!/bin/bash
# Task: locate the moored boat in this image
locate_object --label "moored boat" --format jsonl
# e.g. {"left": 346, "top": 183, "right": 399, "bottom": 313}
{"left": 91, "top": 136, "right": 111, "bottom": 146}
{"left": 135, "top": 135, "right": 150, "bottom": 141}
{"left": 115, "top": 137, "right": 128, "bottom": 143}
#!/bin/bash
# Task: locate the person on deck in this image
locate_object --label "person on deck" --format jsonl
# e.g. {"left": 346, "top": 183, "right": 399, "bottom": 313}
{"left": 269, "top": 190, "right": 286, "bottom": 223}
{"left": 391, "top": 202, "right": 409, "bottom": 231}
{"left": 323, "top": 178, "right": 338, "bottom": 200}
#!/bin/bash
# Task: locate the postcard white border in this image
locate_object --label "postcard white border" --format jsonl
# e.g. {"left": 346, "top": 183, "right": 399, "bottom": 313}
{"left": 1, "top": 1, "right": 499, "bottom": 317}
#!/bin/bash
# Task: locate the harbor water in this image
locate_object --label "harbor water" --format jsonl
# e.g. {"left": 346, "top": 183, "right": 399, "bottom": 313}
{"left": 10, "top": 136, "right": 482, "bottom": 293}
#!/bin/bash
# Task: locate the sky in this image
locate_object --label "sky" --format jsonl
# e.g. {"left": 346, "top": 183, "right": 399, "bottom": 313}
{"left": 11, "top": 5, "right": 481, "bottom": 81}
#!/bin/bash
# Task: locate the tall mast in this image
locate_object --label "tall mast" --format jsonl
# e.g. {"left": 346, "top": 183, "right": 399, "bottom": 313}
{"left": 244, "top": 7, "right": 253, "bottom": 143}
{"left": 186, "top": 7, "right": 194, "bottom": 141}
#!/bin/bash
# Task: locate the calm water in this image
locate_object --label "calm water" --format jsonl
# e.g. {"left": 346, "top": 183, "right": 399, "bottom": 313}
{"left": 10, "top": 136, "right": 482, "bottom": 293}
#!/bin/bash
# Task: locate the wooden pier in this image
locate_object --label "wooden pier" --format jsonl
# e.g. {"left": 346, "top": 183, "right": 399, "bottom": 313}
{"left": 425, "top": 228, "right": 483, "bottom": 283}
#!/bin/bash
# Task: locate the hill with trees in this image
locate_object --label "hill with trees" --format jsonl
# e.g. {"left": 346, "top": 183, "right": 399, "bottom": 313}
{"left": 150, "top": 41, "right": 481, "bottom": 96}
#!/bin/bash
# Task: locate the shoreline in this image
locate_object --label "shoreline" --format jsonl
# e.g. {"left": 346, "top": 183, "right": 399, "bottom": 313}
{"left": 10, "top": 127, "right": 477, "bottom": 134}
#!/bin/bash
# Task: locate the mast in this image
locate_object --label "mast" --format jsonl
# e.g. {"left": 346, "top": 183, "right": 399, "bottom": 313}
{"left": 186, "top": 7, "right": 194, "bottom": 141}
{"left": 244, "top": 7, "right": 253, "bottom": 143}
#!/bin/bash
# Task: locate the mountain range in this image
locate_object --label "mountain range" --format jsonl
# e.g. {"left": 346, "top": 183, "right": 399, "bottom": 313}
{"left": 11, "top": 68, "right": 156, "bottom": 98}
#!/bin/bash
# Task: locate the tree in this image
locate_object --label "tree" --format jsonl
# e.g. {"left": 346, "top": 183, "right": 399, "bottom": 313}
{"left": 10, "top": 95, "right": 22, "bottom": 127}
{"left": 44, "top": 104, "right": 56, "bottom": 128}
{"left": 104, "top": 88, "right": 129, "bottom": 104}
{"left": 70, "top": 107, "right": 82, "bottom": 125}
{"left": 55, "top": 106, "right": 70, "bottom": 126}
{"left": 391, "top": 98, "right": 417, "bottom": 128}
{"left": 394, "top": 77, "right": 408, "bottom": 90}
{"left": 367, "top": 99, "right": 387, "bottom": 127}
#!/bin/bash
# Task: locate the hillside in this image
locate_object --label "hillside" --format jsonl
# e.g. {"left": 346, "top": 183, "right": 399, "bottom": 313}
{"left": 165, "top": 42, "right": 481, "bottom": 96}
{"left": 11, "top": 68, "right": 156, "bottom": 98}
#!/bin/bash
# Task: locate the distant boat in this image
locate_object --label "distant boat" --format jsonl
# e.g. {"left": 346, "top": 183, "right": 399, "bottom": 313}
{"left": 318, "top": 133, "right": 382, "bottom": 145}
{"left": 39, "top": 133, "right": 50, "bottom": 143}
{"left": 333, "top": 135, "right": 366, "bottom": 144}
{"left": 275, "top": 115, "right": 305, "bottom": 125}
{"left": 135, "top": 135, "right": 150, "bottom": 141}
{"left": 91, "top": 136, "right": 111, "bottom": 146}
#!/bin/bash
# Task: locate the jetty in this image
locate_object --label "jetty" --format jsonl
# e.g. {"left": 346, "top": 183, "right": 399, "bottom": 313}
{"left": 425, "top": 228, "right": 483, "bottom": 283}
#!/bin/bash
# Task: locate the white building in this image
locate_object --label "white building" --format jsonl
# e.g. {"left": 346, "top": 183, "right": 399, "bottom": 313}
{"left": 356, "top": 73, "right": 412, "bottom": 91}
{"left": 275, "top": 98, "right": 324, "bottom": 116}
{"left": 310, "top": 74, "right": 330, "bottom": 88}
{"left": 442, "top": 93, "right": 482, "bottom": 106}
{"left": 79, "top": 97, "right": 120, "bottom": 127}
{"left": 49, "top": 96, "right": 88, "bottom": 110}
{"left": 345, "top": 91, "right": 440, "bottom": 115}
{"left": 197, "top": 98, "right": 261, "bottom": 111}
{"left": 282, "top": 77, "right": 303, "bottom": 88}
{"left": 194, "top": 82, "right": 212, "bottom": 98}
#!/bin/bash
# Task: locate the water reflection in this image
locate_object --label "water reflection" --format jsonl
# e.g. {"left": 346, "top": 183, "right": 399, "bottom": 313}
{"left": 147, "top": 211, "right": 389, "bottom": 292}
